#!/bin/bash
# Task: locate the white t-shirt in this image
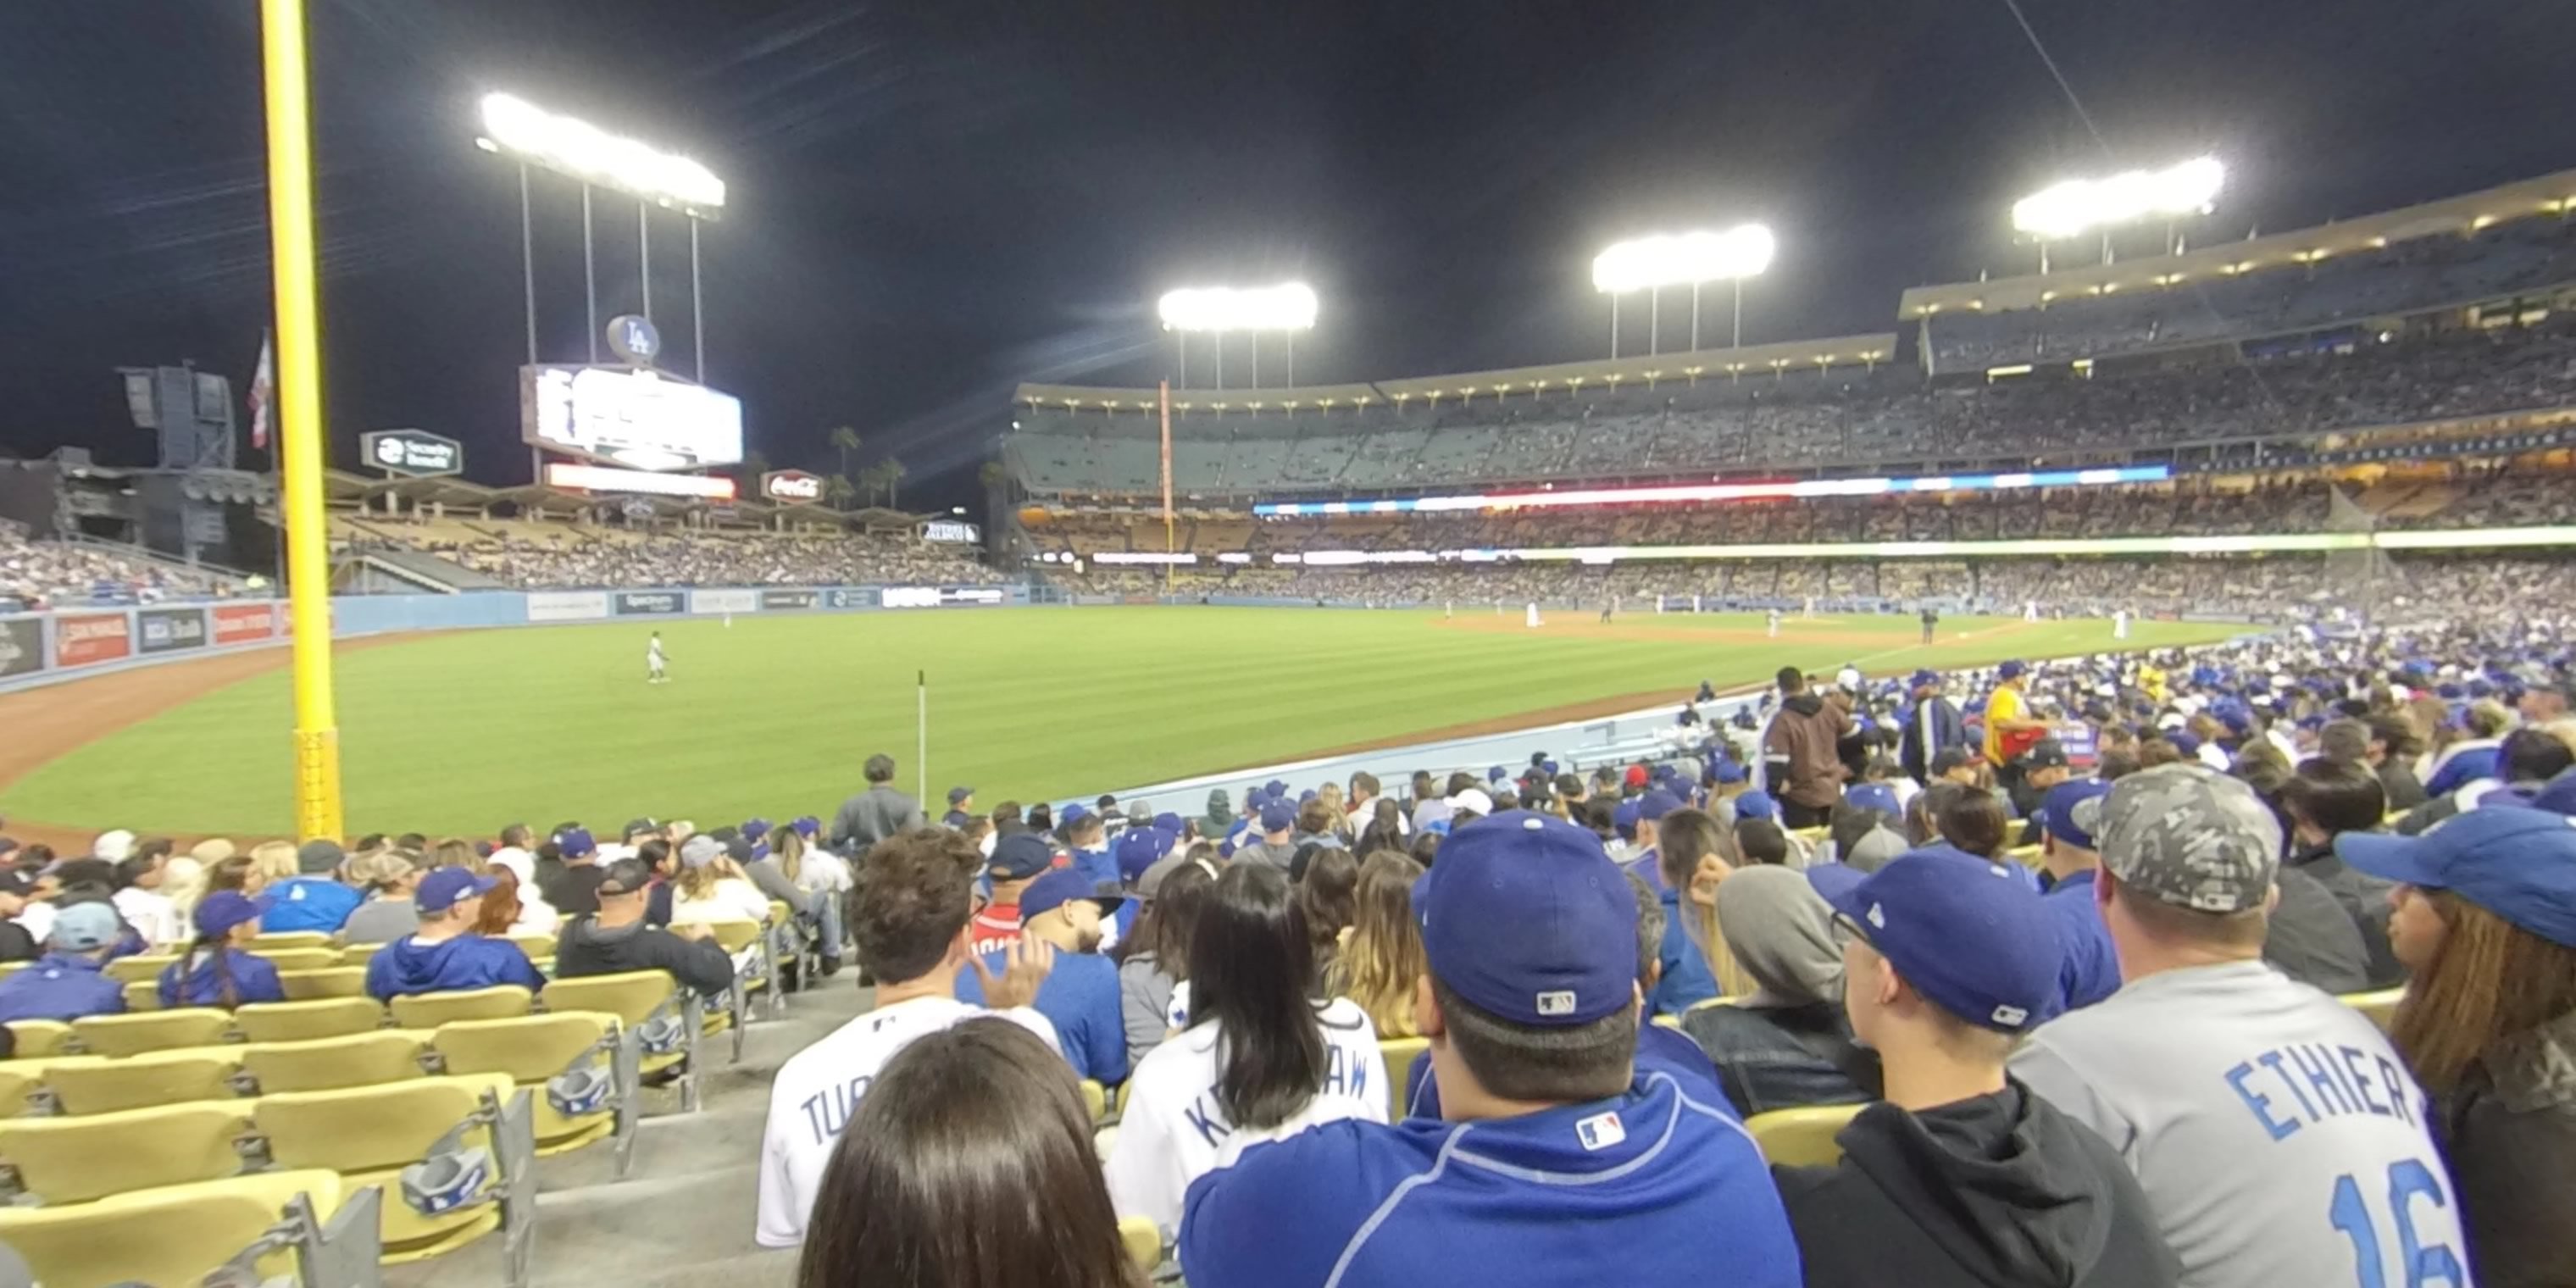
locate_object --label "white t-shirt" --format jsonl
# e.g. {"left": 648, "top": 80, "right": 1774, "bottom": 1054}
{"left": 756, "top": 996, "right": 1058, "bottom": 1247}
{"left": 669, "top": 877, "right": 771, "bottom": 926}
{"left": 112, "top": 887, "right": 180, "bottom": 948}
{"left": 1104, "top": 996, "right": 1389, "bottom": 1235}
{"left": 647, "top": 640, "right": 666, "bottom": 665}
{"left": 2011, "top": 960, "right": 2468, "bottom": 1288}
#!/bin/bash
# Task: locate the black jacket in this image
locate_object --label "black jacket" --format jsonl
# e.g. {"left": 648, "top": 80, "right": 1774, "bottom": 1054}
{"left": 0, "top": 921, "right": 36, "bottom": 963}
{"left": 2285, "top": 841, "right": 2405, "bottom": 989}
{"left": 1682, "top": 1001, "right": 1878, "bottom": 1119}
{"left": 1775, "top": 1082, "right": 2180, "bottom": 1288}
{"left": 538, "top": 862, "right": 608, "bottom": 919}
{"left": 2376, "top": 760, "right": 2429, "bottom": 812}
{"left": 552, "top": 916, "right": 736, "bottom": 997}
{"left": 1901, "top": 696, "right": 1968, "bottom": 786}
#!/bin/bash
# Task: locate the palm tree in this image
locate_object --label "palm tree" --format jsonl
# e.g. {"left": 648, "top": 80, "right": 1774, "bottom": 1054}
{"left": 822, "top": 475, "right": 855, "bottom": 510}
{"left": 881, "top": 458, "right": 907, "bottom": 510}
{"left": 829, "top": 426, "right": 861, "bottom": 482}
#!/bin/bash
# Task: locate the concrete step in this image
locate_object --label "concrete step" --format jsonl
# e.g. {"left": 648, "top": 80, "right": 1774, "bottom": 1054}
{"left": 534, "top": 1102, "right": 768, "bottom": 1192}
{"left": 382, "top": 1164, "right": 797, "bottom": 1288}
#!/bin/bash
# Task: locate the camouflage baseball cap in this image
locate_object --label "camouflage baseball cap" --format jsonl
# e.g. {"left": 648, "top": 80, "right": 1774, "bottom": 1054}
{"left": 2096, "top": 763, "right": 2281, "bottom": 913}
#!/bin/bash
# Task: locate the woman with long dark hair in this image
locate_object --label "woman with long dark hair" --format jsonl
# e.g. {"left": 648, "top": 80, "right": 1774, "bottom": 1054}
{"left": 158, "top": 891, "right": 285, "bottom": 1008}
{"left": 797, "top": 1018, "right": 1144, "bottom": 1288}
{"left": 1105, "top": 862, "right": 1388, "bottom": 1233}
{"left": 1297, "top": 847, "right": 1360, "bottom": 977}
{"left": 1113, "top": 853, "right": 1216, "bottom": 1062}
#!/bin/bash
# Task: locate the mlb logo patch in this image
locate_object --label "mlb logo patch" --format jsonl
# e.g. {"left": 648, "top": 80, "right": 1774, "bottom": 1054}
{"left": 1575, "top": 1111, "right": 1626, "bottom": 1152}
{"left": 1990, "top": 1004, "right": 2029, "bottom": 1028}
{"left": 1535, "top": 990, "right": 1576, "bottom": 1018}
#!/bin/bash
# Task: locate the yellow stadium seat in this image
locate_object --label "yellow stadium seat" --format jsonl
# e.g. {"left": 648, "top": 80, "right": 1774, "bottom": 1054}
{"left": 338, "top": 942, "right": 387, "bottom": 969}
{"left": 430, "top": 1012, "right": 637, "bottom": 1170}
{"left": 249, "top": 931, "right": 334, "bottom": 952}
{"left": 1745, "top": 1103, "right": 1865, "bottom": 1169}
{"left": 1380, "top": 1036, "right": 1430, "bottom": 1119}
{"left": 5, "top": 1019, "right": 74, "bottom": 1058}
{"left": 103, "top": 954, "right": 180, "bottom": 985}
{"left": 72, "top": 1008, "right": 234, "bottom": 1058}
{"left": 1649, "top": 1014, "right": 1682, "bottom": 1030}
{"left": 46, "top": 1047, "right": 246, "bottom": 1115}
{"left": 0, "top": 961, "right": 29, "bottom": 979}
{"left": 2340, "top": 986, "right": 2407, "bottom": 1034}
{"left": 0, "top": 1063, "right": 49, "bottom": 1118}
{"left": 241, "top": 1030, "right": 431, "bottom": 1095}
{"left": 251, "top": 947, "right": 343, "bottom": 973}
{"left": 254, "top": 1073, "right": 536, "bottom": 1281}
{"left": 236, "top": 997, "right": 386, "bottom": 1043}
{"left": 121, "top": 980, "right": 163, "bottom": 1013}
{"left": 388, "top": 985, "right": 534, "bottom": 1029}
{"left": 1119, "top": 1214, "right": 1163, "bottom": 1274}
{"left": 1080, "top": 1079, "right": 1108, "bottom": 1124}
{"left": 707, "top": 919, "right": 780, "bottom": 1023}
{"left": 279, "top": 966, "right": 369, "bottom": 1000}
{"left": 508, "top": 934, "right": 558, "bottom": 963}
{"left": 541, "top": 971, "right": 708, "bottom": 1113}
{"left": 1686, "top": 996, "right": 1740, "bottom": 1012}
{"left": 2001, "top": 844, "right": 2045, "bottom": 869}
{"left": 0, "top": 1100, "right": 253, "bottom": 1203}
{"left": 0, "top": 1169, "right": 354, "bottom": 1288}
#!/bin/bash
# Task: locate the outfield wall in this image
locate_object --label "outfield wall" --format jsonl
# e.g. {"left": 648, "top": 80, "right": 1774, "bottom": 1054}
{"left": 0, "top": 583, "right": 1034, "bottom": 695}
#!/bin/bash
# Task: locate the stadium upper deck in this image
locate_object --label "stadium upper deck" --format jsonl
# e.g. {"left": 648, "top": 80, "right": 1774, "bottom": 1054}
{"left": 1009, "top": 170, "right": 2576, "bottom": 502}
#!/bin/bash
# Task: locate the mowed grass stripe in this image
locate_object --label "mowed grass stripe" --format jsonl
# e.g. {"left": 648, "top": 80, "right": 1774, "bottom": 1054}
{"left": 0, "top": 608, "right": 2245, "bottom": 836}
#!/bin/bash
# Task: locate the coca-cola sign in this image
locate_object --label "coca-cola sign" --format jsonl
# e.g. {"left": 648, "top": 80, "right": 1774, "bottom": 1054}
{"left": 763, "top": 469, "right": 824, "bottom": 503}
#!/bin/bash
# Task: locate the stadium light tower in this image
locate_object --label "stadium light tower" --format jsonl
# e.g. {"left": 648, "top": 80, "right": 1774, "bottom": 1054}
{"left": 2012, "top": 155, "right": 2222, "bottom": 271}
{"left": 475, "top": 92, "right": 725, "bottom": 386}
{"left": 1591, "top": 224, "right": 1774, "bottom": 358}
{"left": 1156, "top": 282, "right": 1319, "bottom": 389}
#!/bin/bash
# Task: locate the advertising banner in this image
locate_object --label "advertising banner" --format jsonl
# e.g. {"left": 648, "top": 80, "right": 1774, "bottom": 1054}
{"left": 882, "top": 586, "right": 1011, "bottom": 609}
{"left": 54, "top": 613, "right": 132, "bottom": 668}
{"left": 689, "top": 589, "right": 758, "bottom": 615}
{"left": 528, "top": 591, "right": 610, "bottom": 623}
{"left": 760, "top": 589, "right": 819, "bottom": 611}
{"left": 136, "top": 607, "right": 208, "bottom": 655}
{"left": 613, "top": 591, "right": 684, "bottom": 616}
{"left": 210, "top": 603, "right": 280, "bottom": 647}
{"left": 0, "top": 619, "right": 42, "bottom": 679}
{"left": 823, "top": 587, "right": 877, "bottom": 610}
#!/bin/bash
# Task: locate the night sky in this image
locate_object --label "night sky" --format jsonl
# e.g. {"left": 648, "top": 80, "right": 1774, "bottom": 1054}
{"left": 3, "top": 0, "right": 2571, "bottom": 512}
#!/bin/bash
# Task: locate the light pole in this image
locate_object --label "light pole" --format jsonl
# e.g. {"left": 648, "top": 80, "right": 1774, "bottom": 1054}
{"left": 1592, "top": 224, "right": 1775, "bottom": 358}
{"left": 2012, "top": 156, "right": 2223, "bottom": 273}
{"left": 1158, "top": 283, "right": 1319, "bottom": 385}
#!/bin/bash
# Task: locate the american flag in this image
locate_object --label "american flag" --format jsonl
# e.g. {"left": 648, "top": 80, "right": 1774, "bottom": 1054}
{"left": 248, "top": 330, "right": 275, "bottom": 451}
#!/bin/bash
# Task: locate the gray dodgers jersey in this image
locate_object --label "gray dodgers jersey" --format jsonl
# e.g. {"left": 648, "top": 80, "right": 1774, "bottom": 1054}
{"left": 2011, "top": 961, "right": 2469, "bottom": 1288}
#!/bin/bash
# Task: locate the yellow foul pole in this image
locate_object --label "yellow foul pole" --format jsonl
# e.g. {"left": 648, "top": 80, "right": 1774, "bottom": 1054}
{"left": 259, "top": 0, "right": 344, "bottom": 840}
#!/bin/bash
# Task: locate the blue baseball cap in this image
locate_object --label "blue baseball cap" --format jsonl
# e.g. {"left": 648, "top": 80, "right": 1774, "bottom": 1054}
{"left": 418, "top": 867, "right": 500, "bottom": 914}
{"left": 1414, "top": 811, "right": 1635, "bottom": 1026}
{"left": 987, "top": 833, "right": 1058, "bottom": 880}
{"left": 2165, "top": 731, "right": 2201, "bottom": 758}
{"left": 2491, "top": 772, "right": 2576, "bottom": 817}
{"left": 1846, "top": 784, "right": 1901, "bottom": 817}
{"left": 1998, "top": 660, "right": 2027, "bottom": 680}
{"left": 1612, "top": 797, "right": 1643, "bottom": 841}
{"left": 1113, "top": 829, "right": 1166, "bottom": 884}
{"left": 2040, "top": 780, "right": 2112, "bottom": 850}
{"left": 1019, "top": 868, "right": 1128, "bottom": 921}
{"left": 1910, "top": 669, "right": 1940, "bottom": 690}
{"left": 1819, "top": 848, "right": 2061, "bottom": 1032}
{"left": 1259, "top": 801, "right": 1296, "bottom": 832}
{"left": 554, "top": 827, "right": 597, "bottom": 860}
{"left": 1635, "top": 789, "right": 1683, "bottom": 824}
{"left": 1263, "top": 780, "right": 1289, "bottom": 798}
{"left": 1152, "top": 811, "right": 1184, "bottom": 836}
{"left": 740, "top": 818, "right": 772, "bottom": 841}
{"left": 193, "top": 890, "right": 269, "bottom": 936}
{"left": 1735, "top": 788, "right": 1779, "bottom": 822}
{"left": 47, "top": 902, "right": 122, "bottom": 952}
{"left": 947, "top": 786, "right": 974, "bottom": 805}
{"left": 2337, "top": 808, "right": 2576, "bottom": 948}
{"left": 1487, "top": 766, "right": 1507, "bottom": 784}
{"left": 1060, "top": 803, "right": 1093, "bottom": 827}
{"left": 1805, "top": 861, "right": 1866, "bottom": 906}
{"left": 1712, "top": 759, "right": 1747, "bottom": 786}
{"left": 792, "top": 816, "right": 821, "bottom": 838}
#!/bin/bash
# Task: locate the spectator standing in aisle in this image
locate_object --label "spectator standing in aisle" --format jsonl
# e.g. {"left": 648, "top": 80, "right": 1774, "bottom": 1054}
{"left": 830, "top": 753, "right": 925, "bottom": 854}
{"left": 1767, "top": 667, "right": 1852, "bottom": 829}
{"left": 1779, "top": 849, "right": 2179, "bottom": 1288}
{"left": 1179, "top": 812, "right": 1800, "bottom": 1288}
{"left": 2010, "top": 764, "right": 2468, "bottom": 1288}
{"left": 1899, "top": 669, "right": 1968, "bottom": 788}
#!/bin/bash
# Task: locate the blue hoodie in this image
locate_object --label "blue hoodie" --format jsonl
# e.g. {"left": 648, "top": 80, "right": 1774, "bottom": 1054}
{"left": 158, "top": 947, "right": 287, "bottom": 1009}
{"left": 364, "top": 934, "right": 544, "bottom": 1001}
{"left": 262, "top": 876, "right": 363, "bottom": 934}
{"left": 0, "top": 953, "right": 125, "bottom": 1024}
{"left": 1181, "top": 1069, "right": 1801, "bottom": 1288}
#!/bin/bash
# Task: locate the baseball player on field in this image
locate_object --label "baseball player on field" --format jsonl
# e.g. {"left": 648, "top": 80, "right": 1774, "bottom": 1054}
{"left": 1178, "top": 811, "right": 1799, "bottom": 1288}
{"left": 646, "top": 631, "right": 669, "bottom": 684}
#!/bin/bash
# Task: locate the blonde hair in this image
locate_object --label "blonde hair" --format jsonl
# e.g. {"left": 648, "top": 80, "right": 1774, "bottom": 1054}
{"left": 248, "top": 841, "right": 300, "bottom": 882}
{"left": 677, "top": 858, "right": 730, "bottom": 901}
{"left": 774, "top": 829, "right": 806, "bottom": 885}
{"left": 187, "top": 838, "right": 237, "bottom": 865}
{"left": 2392, "top": 891, "right": 2576, "bottom": 1095}
{"left": 432, "top": 838, "right": 477, "bottom": 870}
{"left": 1327, "top": 853, "right": 1427, "bottom": 1038}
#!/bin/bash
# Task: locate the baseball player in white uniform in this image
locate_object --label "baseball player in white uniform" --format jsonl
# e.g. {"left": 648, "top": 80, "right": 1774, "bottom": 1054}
{"left": 1766, "top": 608, "right": 1783, "bottom": 638}
{"left": 646, "top": 631, "right": 669, "bottom": 684}
{"left": 2113, "top": 608, "right": 2132, "bottom": 641}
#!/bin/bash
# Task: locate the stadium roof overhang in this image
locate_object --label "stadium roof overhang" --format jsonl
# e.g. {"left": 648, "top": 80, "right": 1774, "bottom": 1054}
{"left": 1011, "top": 333, "right": 1901, "bottom": 417}
{"left": 1899, "top": 166, "right": 2576, "bottom": 319}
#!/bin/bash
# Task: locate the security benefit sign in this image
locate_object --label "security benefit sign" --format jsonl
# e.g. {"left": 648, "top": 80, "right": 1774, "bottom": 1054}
{"left": 136, "top": 608, "right": 208, "bottom": 655}
{"left": 762, "top": 470, "right": 824, "bottom": 504}
{"left": 53, "top": 613, "right": 132, "bottom": 668}
{"left": 360, "top": 429, "right": 465, "bottom": 479}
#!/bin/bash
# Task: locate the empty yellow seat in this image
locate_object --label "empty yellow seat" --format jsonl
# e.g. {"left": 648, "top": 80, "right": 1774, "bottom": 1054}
{"left": 103, "top": 955, "right": 180, "bottom": 985}
{"left": 5, "top": 1019, "right": 75, "bottom": 1058}
{"left": 1119, "top": 1215, "right": 1163, "bottom": 1274}
{"left": 2340, "top": 986, "right": 2407, "bottom": 1034}
{"left": 388, "top": 985, "right": 534, "bottom": 1029}
{"left": 72, "top": 1008, "right": 234, "bottom": 1058}
{"left": 251, "top": 947, "right": 342, "bottom": 973}
{"left": 430, "top": 1012, "right": 634, "bottom": 1166}
{"left": 0, "top": 1169, "right": 348, "bottom": 1288}
{"left": 240, "top": 1030, "right": 431, "bottom": 1095}
{"left": 45, "top": 1046, "right": 247, "bottom": 1115}
{"left": 120, "top": 980, "right": 163, "bottom": 1013}
{"left": 279, "top": 966, "right": 369, "bottom": 1000}
{"left": 541, "top": 970, "right": 707, "bottom": 1112}
{"left": 236, "top": 997, "right": 386, "bottom": 1043}
{"left": 337, "top": 941, "right": 387, "bottom": 968}
{"left": 0, "top": 1063, "right": 49, "bottom": 1117}
{"left": 1380, "top": 1036, "right": 1430, "bottom": 1118}
{"left": 1745, "top": 1103, "right": 1865, "bottom": 1169}
{"left": 255, "top": 1073, "right": 531, "bottom": 1272}
{"left": 0, "top": 1100, "right": 253, "bottom": 1203}
{"left": 248, "top": 931, "right": 334, "bottom": 952}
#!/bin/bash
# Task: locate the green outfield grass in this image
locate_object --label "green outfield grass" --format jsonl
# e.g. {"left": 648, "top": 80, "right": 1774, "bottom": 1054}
{"left": 0, "top": 608, "right": 2251, "bottom": 836}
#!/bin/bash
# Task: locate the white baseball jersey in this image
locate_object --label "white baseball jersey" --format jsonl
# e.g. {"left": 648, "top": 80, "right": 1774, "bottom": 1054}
{"left": 756, "top": 996, "right": 1059, "bottom": 1247}
{"left": 2012, "top": 960, "right": 2468, "bottom": 1288}
{"left": 1104, "top": 997, "right": 1388, "bottom": 1235}
{"left": 647, "top": 639, "right": 666, "bottom": 667}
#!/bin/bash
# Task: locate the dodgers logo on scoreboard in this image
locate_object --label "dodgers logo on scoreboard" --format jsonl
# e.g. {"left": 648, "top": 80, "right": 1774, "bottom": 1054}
{"left": 607, "top": 314, "right": 661, "bottom": 366}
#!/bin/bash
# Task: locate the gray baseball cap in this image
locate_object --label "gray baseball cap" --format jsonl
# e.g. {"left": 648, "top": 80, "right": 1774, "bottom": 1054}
{"left": 2096, "top": 763, "right": 2281, "bottom": 913}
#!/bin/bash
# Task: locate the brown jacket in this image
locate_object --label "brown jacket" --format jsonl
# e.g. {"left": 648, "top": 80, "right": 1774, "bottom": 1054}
{"left": 1766, "top": 691, "right": 1852, "bottom": 808}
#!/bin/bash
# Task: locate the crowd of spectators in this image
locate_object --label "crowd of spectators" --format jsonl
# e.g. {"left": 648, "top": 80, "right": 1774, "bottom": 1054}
{"left": 0, "top": 526, "right": 230, "bottom": 611}
{"left": 341, "top": 523, "right": 991, "bottom": 590}
{"left": 1013, "top": 315, "right": 2576, "bottom": 494}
